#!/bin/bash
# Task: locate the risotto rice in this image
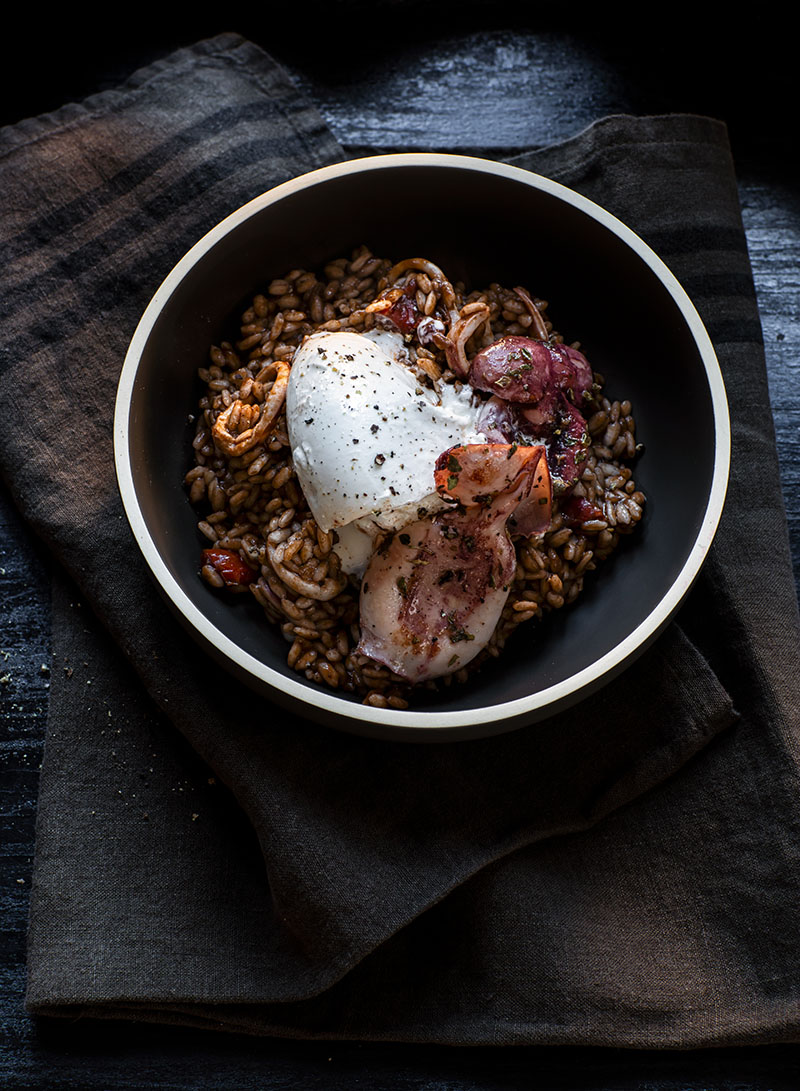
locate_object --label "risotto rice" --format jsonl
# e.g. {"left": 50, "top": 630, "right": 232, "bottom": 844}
{"left": 185, "top": 248, "right": 645, "bottom": 708}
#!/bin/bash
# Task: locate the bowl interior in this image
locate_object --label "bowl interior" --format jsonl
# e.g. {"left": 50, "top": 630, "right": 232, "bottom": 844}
{"left": 126, "top": 160, "right": 720, "bottom": 717}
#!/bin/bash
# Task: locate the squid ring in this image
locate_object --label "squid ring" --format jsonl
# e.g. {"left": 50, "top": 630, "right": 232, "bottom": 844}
{"left": 212, "top": 362, "right": 290, "bottom": 456}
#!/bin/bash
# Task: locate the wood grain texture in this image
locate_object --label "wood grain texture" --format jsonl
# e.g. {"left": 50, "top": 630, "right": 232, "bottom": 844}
{"left": 739, "top": 179, "right": 800, "bottom": 586}
{"left": 1, "top": 11, "right": 798, "bottom": 1088}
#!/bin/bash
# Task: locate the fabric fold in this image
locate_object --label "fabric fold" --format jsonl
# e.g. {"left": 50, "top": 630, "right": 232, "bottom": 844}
{"left": 4, "top": 36, "right": 799, "bottom": 1046}
{"left": 25, "top": 566, "right": 737, "bottom": 1012}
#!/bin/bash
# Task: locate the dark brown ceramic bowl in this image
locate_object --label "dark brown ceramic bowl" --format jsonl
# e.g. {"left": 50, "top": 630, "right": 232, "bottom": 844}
{"left": 114, "top": 154, "right": 730, "bottom": 741}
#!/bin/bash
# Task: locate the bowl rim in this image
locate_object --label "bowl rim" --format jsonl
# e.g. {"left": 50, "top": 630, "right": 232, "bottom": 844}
{"left": 114, "top": 151, "right": 731, "bottom": 733}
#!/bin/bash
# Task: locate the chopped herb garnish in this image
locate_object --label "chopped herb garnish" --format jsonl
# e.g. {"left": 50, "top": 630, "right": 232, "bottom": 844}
{"left": 447, "top": 453, "right": 462, "bottom": 473}
{"left": 396, "top": 576, "right": 408, "bottom": 597}
{"left": 446, "top": 474, "right": 459, "bottom": 491}
{"left": 446, "top": 612, "right": 475, "bottom": 643}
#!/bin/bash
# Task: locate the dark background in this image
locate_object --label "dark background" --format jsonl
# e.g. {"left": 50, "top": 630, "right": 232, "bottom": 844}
{"left": 2, "top": 5, "right": 799, "bottom": 1088}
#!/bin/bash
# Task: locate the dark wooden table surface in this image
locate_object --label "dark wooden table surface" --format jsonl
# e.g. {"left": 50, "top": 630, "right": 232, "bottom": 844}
{"left": 2, "top": 9, "right": 799, "bottom": 1089}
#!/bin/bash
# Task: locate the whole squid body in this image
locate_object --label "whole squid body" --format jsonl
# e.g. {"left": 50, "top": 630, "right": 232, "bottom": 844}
{"left": 357, "top": 443, "right": 552, "bottom": 681}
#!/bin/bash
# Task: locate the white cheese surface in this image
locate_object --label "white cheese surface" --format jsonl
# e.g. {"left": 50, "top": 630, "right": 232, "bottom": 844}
{"left": 286, "top": 329, "right": 482, "bottom": 573}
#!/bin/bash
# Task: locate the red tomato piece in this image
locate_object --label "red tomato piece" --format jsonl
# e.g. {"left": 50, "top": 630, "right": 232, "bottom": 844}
{"left": 202, "top": 548, "right": 256, "bottom": 586}
{"left": 560, "top": 495, "right": 604, "bottom": 526}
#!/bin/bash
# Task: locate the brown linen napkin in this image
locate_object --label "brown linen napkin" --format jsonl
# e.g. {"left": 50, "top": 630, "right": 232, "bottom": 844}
{"left": 3, "top": 33, "right": 798, "bottom": 1044}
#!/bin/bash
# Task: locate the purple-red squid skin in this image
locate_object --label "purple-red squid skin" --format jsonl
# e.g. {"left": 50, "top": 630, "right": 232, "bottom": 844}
{"left": 356, "top": 444, "right": 552, "bottom": 682}
{"left": 470, "top": 336, "right": 593, "bottom": 492}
